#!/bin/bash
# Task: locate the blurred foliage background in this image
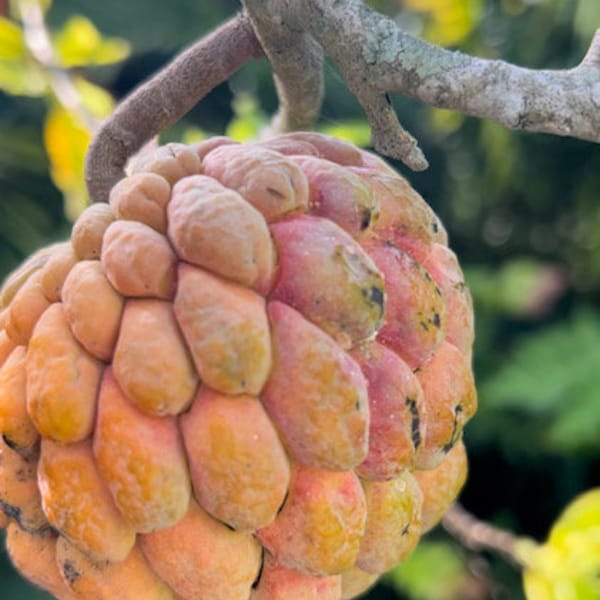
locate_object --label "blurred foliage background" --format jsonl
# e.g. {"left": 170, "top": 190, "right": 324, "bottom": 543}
{"left": 0, "top": 0, "right": 599, "bottom": 598}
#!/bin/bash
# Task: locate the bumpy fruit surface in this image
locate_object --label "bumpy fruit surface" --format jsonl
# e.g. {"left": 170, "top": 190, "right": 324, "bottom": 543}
{"left": 0, "top": 132, "right": 476, "bottom": 599}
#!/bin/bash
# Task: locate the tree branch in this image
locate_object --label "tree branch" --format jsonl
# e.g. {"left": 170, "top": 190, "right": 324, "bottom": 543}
{"left": 84, "top": 13, "right": 263, "bottom": 203}
{"left": 84, "top": 0, "right": 600, "bottom": 201}
{"left": 442, "top": 503, "right": 526, "bottom": 568}
{"left": 277, "top": 0, "right": 600, "bottom": 163}
{"left": 242, "top": 0, "right": 324, "bottom": 133}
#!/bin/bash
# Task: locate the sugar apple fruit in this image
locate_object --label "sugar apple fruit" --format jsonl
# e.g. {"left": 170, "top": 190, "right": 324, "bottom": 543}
{"left": 0, "top": 132, "right": 476, "bottom": 600}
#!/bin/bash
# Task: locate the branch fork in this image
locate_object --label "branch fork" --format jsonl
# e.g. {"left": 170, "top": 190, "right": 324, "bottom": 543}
{"left": 85, "top": 1, "right": 600, "bottom": 203}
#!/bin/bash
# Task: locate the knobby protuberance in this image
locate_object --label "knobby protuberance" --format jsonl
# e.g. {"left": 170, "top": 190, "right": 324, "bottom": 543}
{"left": 84, "top": 13, "right": 263, "bottom": 203}
{"left": 242, "top": 0, "right": 324, "bottom": 134}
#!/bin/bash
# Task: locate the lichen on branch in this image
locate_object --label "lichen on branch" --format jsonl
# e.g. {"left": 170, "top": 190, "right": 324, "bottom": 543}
{"left": 84, "top": 0, "right": 600, "bottom": 203}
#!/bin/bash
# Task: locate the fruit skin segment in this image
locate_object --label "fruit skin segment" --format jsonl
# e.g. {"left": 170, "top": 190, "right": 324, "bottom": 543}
{"left": 257, "top": 463, "right": 367, "bottom": 577}
{"left": 415, "top": 341, "right": 477, "bottom": 470}
{"left": 113, "top": 299, "right": 197, "bottom": 416}
{"left": 174, "top": 263, "right": 272, "bottom": 396}
{"left": 0, "top": 346, "right": 40, "bottom": 450}
{"left": 0, "top": 132, "right": 478, "bottom": 600}
{"left": 140, "top": 500, "right": 262, "bottom": 600}
{"left": 263, "top": 301, "right": 369, "bottom": 471}
{"left": 180, "top": 387, "right": 290, "bottom": 532}
{"left": 350, "top": 341, "right": 426, "bottom": 481}
{"left": 6, "top": 524, "right": 78, "bottom": 600}
{"left": 269, "top": 214, "right": 385, "bottom": 349}
{"left": 61, "top": 260, "right": 124, "bottom": 362}
{"left": 101, "top": 220, "right": 177, "bottom": 300}
{"left": 250, "top": 552, "right": 342, "bottom": 599}
{"left": 202, "top": 144, "right": 310, "bottom": 223}
{"left": 26, "top": 303, "right": 103, "bottom": 443}
{"left": 415, "top": 439, "right": 468, "bottom": 533}
{"left": 93, "top": 369, "right": 191, "bottom": 533}
{"left": 56, "top": 536, "right": 177, "bottom": 600}
{"left": 37, "top": 437, "right": 136, "bottom": 563}
{"left": 0, "top": 435, "right": 47, "bottom": 533}
{"left": 356, "top": 470, "right": 424, "bottom": 573}
{"left": 168, "top": 174, "right": 276, "bottom": 294}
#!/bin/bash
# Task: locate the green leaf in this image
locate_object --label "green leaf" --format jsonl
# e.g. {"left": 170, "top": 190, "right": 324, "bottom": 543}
{"left": 319, "top": 120, "right": 372, "bottom": 148}
{"left": 523, "top": 489, "right": 600, "bottom": 600}
{"left": 480, "top": 307, "right": 600, "bottom": 452}
{"left": 54, "top": 15, "right": 130, "bottom": 67}
{"left": 226, "top": 93, "right": 268, "bottom": 142}
{"left": 43, "top": 103, "right": 90, "bottom": 221}
{"left": 386, "top": 541, "right": 468, "bottom": 600}
{"left": 0, "top": 16, "right": 25, "bottom": 59}
{"left": 0, "top": 16, "right": 48, "bottom": 96}
{"left": 73, "top": 77, "right": 114, "bottom": 119}
{"left": 0, "top": 59, "right": 47, "bottom": 96}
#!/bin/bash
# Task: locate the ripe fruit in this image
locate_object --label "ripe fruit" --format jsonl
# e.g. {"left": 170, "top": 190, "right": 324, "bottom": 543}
{"left": 0, "top": 132, "right": 476, "bottom": 599}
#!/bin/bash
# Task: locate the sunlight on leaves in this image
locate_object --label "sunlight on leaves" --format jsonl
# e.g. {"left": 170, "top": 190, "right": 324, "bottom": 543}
{"left": 404, "top": 0, "right": 483, "bottom": 46}
{"left": 182, "top": 126, "right": 210, "bottom": 145}
{"left": 523, "top": 489, "right": 600, "bottom": 600}
{"left": 226, "top": 93, "right": 268, "bottom": 142}
{"left": 73, "top": 77, "right": 114, "bottom": 119}
{"left": 0, "top": 16, "right": 25, "bottom": 59}
{"left": 429, "top": 107, "right": 465, "bottom": 136}
{"left": 386, "top": 541, "right": 469, "bottom": 600}
{"left": 54, "top": 15, "right": 130, "bottom": 67}
{"left": 0, "top": 16, "right": 47, "bottom": 96}
{"left": 43, "top": 103, "right": 90, "bottom": 221}
{"left": 481, "top": 307, "right": 600, "bottom": 453}
{"left": 319, "top": 120, "right": 372, "bottom": 147}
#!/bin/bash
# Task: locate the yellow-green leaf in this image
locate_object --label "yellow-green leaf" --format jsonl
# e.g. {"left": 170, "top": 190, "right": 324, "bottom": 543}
{"left": 226, "top": 93, "right": 268, "bottom": 142}
{"left": 54, "top": 15, "right": 130, "bottom": 67}
{"left": 73, "top": 77, "right": 115, "bottom": 119}
{"left": 0, "top": 16, "right": 25, "bottom": 59}
{"left": 523, "top": 489, "right": 600, "bottom": 600}
{"left": 0, "top": 59, "right": 47, "bottom": 96}
{"left": 43, "top": 104, "right": 90, "bottom": 221}
{"left": 404, "top": 0, "right": 483, "bottom": 47}
{"left": 319, "top": 120, "right": 372, "bottom": 148}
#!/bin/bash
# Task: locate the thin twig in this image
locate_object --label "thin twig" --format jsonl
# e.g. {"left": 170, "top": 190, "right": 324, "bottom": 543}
{"left": 242, "top": 0, "right": 324, "bottom": 133}
{"left": 19, "top": 0, "right": 98, "bottom": 131}
{"left": 84, "top": 13, "right": 263, "bottom": 203}
{"left": 442, "top": 503, "right": 526, "bottom": 568}
{"left": 286, "top": 1, "right": 600, "bottom": 155}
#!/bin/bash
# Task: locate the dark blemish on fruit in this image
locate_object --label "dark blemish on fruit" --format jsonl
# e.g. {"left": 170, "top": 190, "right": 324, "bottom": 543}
{"left": 384, "top": 93, "right": 392, "bottom": 105}
{"left": 0, "top": 500, "right": 21, "bottom": 522}
{"left": 251, "top": 547, "right": 265, "bottom": 589}
{"left": 423, "top": 270, "right": 433, "bottom": 282}
{"left": 442, "top": 405, "right": 463, "bottom": 454}
{"left": 62, "top": 560, "right": 81, "bottom": 585}
{"left": 360, "top": 207, "right": 372, "bottom": 230}
{"left": 405, "top": 397, "right": 421, "bottom": 450}
{"left": 369, "top": 286, "right": 384, "bottom": 312}
{"left": 2, "top": 434, "right": 20, "bottom": 453}
{"left": 432, "top": 221, "right": 439, "bottom": 233}
{"left": 432, "top": 312, "right": 441, "bottom": 328}
{"left": 401, "top": 523, "right": 410, "bottom": 536}
{"left": 419, "top": 321, "right": 429, "bottom": 332}
{"left": 276, "top": 491, "right": 289, "bottom": 515}
{"left": 435, "top": 285, "right": 442, "bottom": 297}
